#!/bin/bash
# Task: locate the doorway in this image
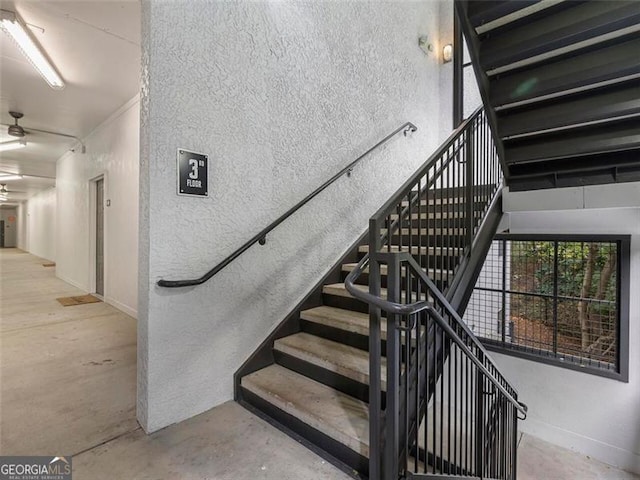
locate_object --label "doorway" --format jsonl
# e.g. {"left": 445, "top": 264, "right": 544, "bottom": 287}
{"left": 96, "top": 178, "right": 104, "bottom": 296}
{"left": 0, "top": 220, "right": 4, "bottom": 248}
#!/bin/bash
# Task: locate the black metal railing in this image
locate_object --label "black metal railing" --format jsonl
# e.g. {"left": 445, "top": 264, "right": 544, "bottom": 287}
{"left": 157, "top": 122, "right": 416, "bottom": 287}
{"left": 345, "top": 107, "right": 527, "bottom": 480}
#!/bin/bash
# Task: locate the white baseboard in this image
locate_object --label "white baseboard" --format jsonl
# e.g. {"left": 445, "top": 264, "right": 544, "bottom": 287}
{"left": 521, "top": 417, "right": 640, "bottom": 475}
{"left": 105, "top": 296, "right": 137, "bottom": 319}
{"left": 55, "top": 272, "right": 88, "bottom": 292}
{"left": 55, "top": 273, "right": 137, "bottom": 319}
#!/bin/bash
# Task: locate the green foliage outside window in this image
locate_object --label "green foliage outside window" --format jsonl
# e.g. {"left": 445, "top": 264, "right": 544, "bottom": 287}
{"left": 511, "top": 240, "right": 617, "bottom": 364}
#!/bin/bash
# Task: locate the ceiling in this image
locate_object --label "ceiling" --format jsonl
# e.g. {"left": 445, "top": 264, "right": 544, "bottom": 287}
{"left": 0, "top": 0, "right": 140, "bottom": 205}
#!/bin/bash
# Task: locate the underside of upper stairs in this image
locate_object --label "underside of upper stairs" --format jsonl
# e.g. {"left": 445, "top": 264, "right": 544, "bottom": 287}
{"left": 456, "top": 0, "right": 640, "bottom": 191}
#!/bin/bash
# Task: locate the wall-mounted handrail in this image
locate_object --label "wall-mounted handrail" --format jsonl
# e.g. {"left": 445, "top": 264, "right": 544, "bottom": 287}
{"left": 157, "top": 122, "right": 417, "bottom": 288}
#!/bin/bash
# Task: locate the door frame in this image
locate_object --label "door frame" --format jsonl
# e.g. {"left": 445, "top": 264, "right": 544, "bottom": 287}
{"left": 89, "top": 174, "right": 107, "bottom": 297}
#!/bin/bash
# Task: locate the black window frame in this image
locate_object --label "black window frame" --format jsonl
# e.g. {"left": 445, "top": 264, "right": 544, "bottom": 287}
{"left": 470, "top": 233, "right": 631, "bottom": 382}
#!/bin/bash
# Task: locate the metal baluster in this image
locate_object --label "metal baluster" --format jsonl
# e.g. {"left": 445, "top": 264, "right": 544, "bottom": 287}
{"left": 404, "top": 312, "right": 409, "bottom": 476}
{"left": 440, "top": 324, "right": 445, "bottom": 474}
{"left": 471, "top": 359, "right": 476, "bottom": 475}
{"left": 447, "top": 150, "right": 452, "bottom": 290}
{"left": 409, "top": 187, "right": 413, "bottom": 267}
{"left": 476, "top": 367, "right": 484, "bottom": 476}
{"left": 424, "top": 313, "right": 430, "bottom": 474}
{"left": 385, "top": 255, "right": 401, "bottom": 480}
{"left": 404, "top": 268, "right": 411, "bottom": 476}
{"left": 454, "top": 343, "right": 458, "bottom": 474}
{"left": 447, "top": 335, "right": 452, "bottom": 474}
{"left": 415, "top": 310, "right": 420, "bottom": 474}
{"left": 369, "top": 217, "right": 383, "bottom": 480}
{"left": 503, "top": 396, "right": 508, "bottom": 479}
{"left": 466, "top": 128, "right": 473, "bottom": 253}
{"left": 482, "top": 117, "right": 487, "bottom": 210}
{"left": 455, "top": 155, "right": 459, "bottom": 276}
{"left": 433, "top": 322, "right": 438, "bottom": 474}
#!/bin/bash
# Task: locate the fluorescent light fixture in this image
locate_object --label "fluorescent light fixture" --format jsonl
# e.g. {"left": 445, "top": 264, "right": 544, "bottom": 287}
{"left": 0, "top": 139, "right": 27, "bottom": 152}
{"left": 443, "top": 44, "right": 453, "bottom": 63}
{"left": 0, "top": 10, "right": 64, "bottom": 89}
{"left": 0, "top": 174, "right": 23, "bottom": 181}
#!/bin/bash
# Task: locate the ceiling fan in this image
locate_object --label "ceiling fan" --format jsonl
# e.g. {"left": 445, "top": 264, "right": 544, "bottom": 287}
{"left": 7, "top": 111, "right": 27, "bottom": 137}
{"left": 0, "top": 183, "right": 25, "bottom": 203}
{"left": 2, "top": 111, "right": 86, "bottom": 153}
{"left": 0, "top": 111, "right": 27, "bottom": 151}
{"left": 0, "top": 184, "right": 26, "bottom": 194}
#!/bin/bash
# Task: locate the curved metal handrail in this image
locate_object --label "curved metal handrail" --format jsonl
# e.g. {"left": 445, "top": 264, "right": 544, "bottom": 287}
{"left": 157, "top": 122, "right": 417, "bottom": 288}
{"left": 344, "top": 252, "right": 527, "bottom": 416}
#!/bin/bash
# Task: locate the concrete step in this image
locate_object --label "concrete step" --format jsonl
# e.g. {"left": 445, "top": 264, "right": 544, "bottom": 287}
{"left": 242, "top": 365, "right": 428, "bottom": 473}
{"left": 241, "top": 364, "right": 371, "bottom": 459}
{"left": 274, "top": 332, "right": 387, "bottom": 391}
{"left": 382, "top": 227, "right": 468, "bottom": 237}
{"left": 341, "top": 263, "right": 453, "bottom": 282}
{"left": 389, "top": 211, "right": 481, "bottom": 220}
{"left": 323, "top": 283, "right": 431, "bottom": 306}
{"left": 300, "top": 306, "right": 382, "bottom": 339}
{"left": 400, "top": 196, "right": 486, "bottom": 208}
{"left": 358, "top": 245, "right": 464, "bottom": 257}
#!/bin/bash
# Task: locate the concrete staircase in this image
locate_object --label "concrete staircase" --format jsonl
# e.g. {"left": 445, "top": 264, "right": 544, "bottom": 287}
{"left": 237, "top": 188, "right": 489, "bottom": 478}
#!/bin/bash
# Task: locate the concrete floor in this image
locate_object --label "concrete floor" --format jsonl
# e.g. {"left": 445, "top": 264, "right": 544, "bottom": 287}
{"left": 1, "top": 248, "right": 638, "bottom": 479}
{"left": 73, "top": 401, "right": 352, "bottom": 480}
{"left": 0, "top": 248, "right": 138, "bottom": 455}
{"left": 74, "top": 401, "right": 639, "bottom": 480}
{"left": 518, "top": 434, "right": 639, "bottom": 480}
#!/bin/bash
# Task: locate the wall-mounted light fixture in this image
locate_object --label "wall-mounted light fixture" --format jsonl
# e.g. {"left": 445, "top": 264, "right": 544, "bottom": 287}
{"left": 0, "top": 139, "right": 27, "bottom": 152}
{"left": 0, "top": 10, "right": 65, "bottom": 90}
{"left": 443, "top": 44, "right": 453, "bottom": 63}
{"left": 418, "top": 35, "right": 434, "bottom": 56}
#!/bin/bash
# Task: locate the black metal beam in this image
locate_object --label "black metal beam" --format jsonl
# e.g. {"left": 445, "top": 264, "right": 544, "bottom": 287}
{"left": 490, "top": 36, "right": 640, "bottom": 110}
{"left": 480, "top": 2, "right": 640, "bottom": 74}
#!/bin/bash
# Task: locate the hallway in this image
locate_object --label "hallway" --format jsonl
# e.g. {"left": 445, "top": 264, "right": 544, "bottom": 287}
{"left": 0, "top": 248, "right": 138, "bottom": 455}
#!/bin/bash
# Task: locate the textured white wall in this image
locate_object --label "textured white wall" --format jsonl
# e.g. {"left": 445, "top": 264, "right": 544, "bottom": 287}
{"left": 140, "top": 0, "right": 451, "bottom": 432}
{"left": 498, "top": 184, "right": 640, "bottom": 474}
{"left": 56, "top": 97, "right": 140, "bottom": 317}
{"left": 18, "top": 187, "right": 57, "bottom": 261}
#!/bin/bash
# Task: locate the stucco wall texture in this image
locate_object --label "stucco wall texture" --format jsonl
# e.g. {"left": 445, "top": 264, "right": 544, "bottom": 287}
{"left": 139, "top": 0, "right": 451, "bottom": 432}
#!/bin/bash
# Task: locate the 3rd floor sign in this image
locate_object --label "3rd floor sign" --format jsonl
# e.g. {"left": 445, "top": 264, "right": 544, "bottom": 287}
{"left": 177, "top": 149, "right": 208, "bottom": 197}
